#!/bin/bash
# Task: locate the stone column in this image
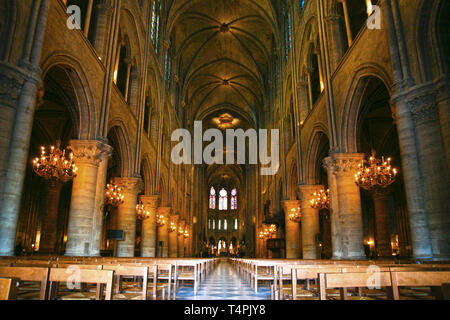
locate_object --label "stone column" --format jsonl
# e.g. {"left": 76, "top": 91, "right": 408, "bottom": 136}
{"left": 297, "top": 185, "right": 322, "bottom": 259}
{"left": 157, "top": 207, "right": 171, "bottom": 257}
{"left": 407, "top": 88, "right": 450, "bottom": 259}
{"left": 169, "top": 214, "right": 179, "bottom": 258}
{"left": 115, "top": 177, "right": 143, "bottom": 257}
{"left": 140, "top": 195, "right": 160, "bottom": 257}
{"left": 282, "top": 200, "right": 301, "bottom": 259}
{"left": 39, "top": 180, "right": 63, "bottom": 253}
{"left": 184, "top": 229, "right": 190, "bottom": 257}
{"left": 91, "top": 0, "right": 114, "bottom": 62}
{"left": 372, "top": 191, "right": 392, "bottom": 257}
{"left": 323, "top": 156, "right": 343, "bottom": 259}
{"left": 324, "top": 11, "right": 345, "bottom": 73}
{"left": 65, "top": 140, "right": 105, "bottom": 256}
{"left": 90, "top": 142, "right": 112, "bottom": 257}
{"left": 329, "top": 153, "right": 366, "bottom": 259}
{"left": 339, "top": 0, "right": 353, "bottom": 47}
{"left": 178, "top": 219, "right": 185, "bottom": 257}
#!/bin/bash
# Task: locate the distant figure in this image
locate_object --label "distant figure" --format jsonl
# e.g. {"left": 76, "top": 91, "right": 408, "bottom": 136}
{"left": 14, "top": 242, "right": 23, "bottom": 256}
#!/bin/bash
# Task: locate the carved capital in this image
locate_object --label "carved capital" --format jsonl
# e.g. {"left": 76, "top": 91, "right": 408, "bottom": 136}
{"left": 296, "top": 184, "right": 323, "bottom": 200}
{"left": 69, "top": 140, "right": 111, "bottom": 166}
{"left": 115, "top": 177, "right": 144, "bottom": 194}
{"left": 0, "top": 64, "right": 26, "bottom": 108}
{"left": 407, "top": 90, "right": 439, "bottom": 125}
{"left": 139, "top": 195, "right": 160, "bottom": 209}
{"left": 324, "top": 153, "right": 365, "bottom": 176}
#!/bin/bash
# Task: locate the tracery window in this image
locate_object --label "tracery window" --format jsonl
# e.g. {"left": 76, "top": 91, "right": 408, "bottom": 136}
{"left": 209, "top": 187, "right": 216, "bottom": 209}
{"left": 151, "top": 0, "right": 161, "bottom": 54}
{"left": 219, "top": 188, "right": 227, "bottom": 210}
{"left": 231, "top": 188, "right": 237, "bottom": 210}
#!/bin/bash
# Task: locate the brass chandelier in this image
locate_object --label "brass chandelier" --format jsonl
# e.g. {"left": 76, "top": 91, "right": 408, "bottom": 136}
{"left": 136, "top": 201, "right": 151, "bottom": 220}
{"left": 288, "top": 206, "right": 301, "bottom": 222}
{"left": 355, "top": 155, "right": 398, "bottom": 191}
{"left": 156, "top": 213, "right": 166, "bottom": 226}
{"left": 32, "top": 143, "right": 78, "bottom": 182}
{"left": 310, "top": 189, "right": 330, "bottom": 210}
{"left": 104, "top": 181, "right": 124, "bottom": 207}
{"left": 184, "top": 228, "right": 190, "bottom": 238}
{"left": 169, "top": 222, "right": 177, "bottom": 233}
{"left": 259, "top": 224, "right": 277, "bottom": 239}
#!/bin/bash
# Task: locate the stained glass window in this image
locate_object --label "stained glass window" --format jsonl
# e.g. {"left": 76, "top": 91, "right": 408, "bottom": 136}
{"left": 151, "top": 0, "right": 161, "bottom": 53}
{"left": 231, "top": 188, "right": 237, "bottom": 210}
{"left": 219, "top": 188, "right": 227, "bottom": 210}
{"left": 224, "top": 219, "right": 227, "bottom": 230}
{"left": 209, "top": 187, "right": 216, "bottom": 209}
{"left": 234, "top": 219, "right": 238, "bottom": 231}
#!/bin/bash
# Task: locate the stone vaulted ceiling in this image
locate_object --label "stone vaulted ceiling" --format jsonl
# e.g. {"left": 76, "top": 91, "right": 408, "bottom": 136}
{"left": 168, "top": 0, "right": 279, "bottom": 128}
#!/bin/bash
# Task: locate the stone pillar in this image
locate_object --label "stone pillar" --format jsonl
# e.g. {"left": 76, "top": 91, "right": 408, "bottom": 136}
{"left": 339, "top": 0, "right": 353, "bottom": 47}
{"left": 91, "top": 0, "right": 114, "bottom": 62}
{"left": 184, "top": 230, "right": 190, "bottom": 257}
{"left": 372, "top": 191, "right": 392, "bottom": 257}
{"left": 282, "top": 200, "right": 301, "bottom": 259}
{"left": 407, "top": 88, "right": 450, "bottom": 259}
{"left": 169, "top": 214, "right": 179, "bottom": 258}
{"left": 297, "top": 185, "right": 322, "bottom": 259}
{"left": 90, "top": 143, "right": 112, "bottom": 256}
{"left": 324, "top": 11, "right": 345, "bottom": 73}
{"left": 329, "top": 153, "right": 366, "bottom": 259}
{"left": 178, "top": 219, "right": 185, "bottom": 257}
{"left": 65, "top": 140, "right": 105, "bottom": 256}
{"left": 39, "top": 180, "right": 63, "bottom": 253}
{"left": 157, "top": 207, "right": 171, "bottom": 257}
{"left": 115, "top": 177, "right": 143, "bottom": 257}
{"left": 323, "top": 156, "right": 343, "bottom": 259}
{"left": 140, "top": 195, "right": 160, "bottom": 257}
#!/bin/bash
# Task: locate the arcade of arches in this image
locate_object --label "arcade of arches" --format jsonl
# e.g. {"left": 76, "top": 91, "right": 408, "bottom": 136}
{"left": 0, "top": 0, "right": 449, "bottom": 266}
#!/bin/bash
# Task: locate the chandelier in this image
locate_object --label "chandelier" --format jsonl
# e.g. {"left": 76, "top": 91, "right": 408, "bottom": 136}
{"left": 32, "top": 143, "right": 78, "bottom": 182}
{"left": 156, "top": 213, "right": 166, "bottom": 227}
{"left": 169, "top": 222, "right": 177, "bottom": 233}
{"left": 104, "top": 181, "right": 124, "bottom": 207}
{"left": 259, "top": 224, "right": 276, "bottom": 239}
{"left": 184, "top": 228, "right": 190, "bottom": 238}
{"left": 355, "top": 155, "right": 398, "bottom": 191}
{"left": 178, "top": 226, "right": 184, "bottom": 236}
{"left": 288, "top": 206, "right": 301, "bottom": 222}
{"left": 310, "top": 189, "right": 330, "bottom": 209}
{"left": 136, "top": 201, "right": 151, "bottom": 220}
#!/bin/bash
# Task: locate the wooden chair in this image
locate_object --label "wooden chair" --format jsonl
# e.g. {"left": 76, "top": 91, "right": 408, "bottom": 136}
{"left": 0, "top": 266, "right": 50, "bottom": 300}
{"left": 0, "top": 278, "right": 18, "bottom": 300}
{"left": 103, "top": 265, "right": 149, "bottom": 300}
{"left": 152, "top": 264, "right": 173, "bottom": 300}
{"left": 319, "top": 272, "right": 392, "bottom": 300}
{"left": 47, "top": 268, "right": 114, "bottom": 300}
{"left": 391, "top": 271, "right": 450, "bottom": 300}
{"left": 174, "top": 262, "right": 199, "bottom": 297}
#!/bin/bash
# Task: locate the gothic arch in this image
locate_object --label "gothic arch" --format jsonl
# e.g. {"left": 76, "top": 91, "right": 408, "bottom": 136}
{"left": 41, "top": 53, "right": 97, "bottom": 140}
{"left": 107, "top": 120, "right": 134, "bottom": 177}
{"left": 340, "top": 64, "right": 393, "bottom": 153}
{"left": 304, "top": 124, "right": 329, "bottom": 184}
{"left": 141, "top": 155, "right": 154, "bottom": 195}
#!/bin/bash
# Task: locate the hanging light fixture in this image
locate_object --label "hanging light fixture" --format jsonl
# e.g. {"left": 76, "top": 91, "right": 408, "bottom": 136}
{"left": 184, "top": 228, "right": 190, "bottom": 238}
{"left": 169, "top": 221, "right": 177, "bottom": 233}
{"left": 104, "top": 181, "right": 124, "bottom": 207}
{"left": 178, "top": 226, "right": 184, "bottom": 236}
{"left": 288, "top": 206, "right": 301, "bottom": 222}
{"left": 355, "top": 154, "right": 398, "bottom": 191}
{"left": 310, "top": 189, "right": 330, "bottom": 210}
{"left": 32, "top": 142, "right": 78, "bottom": 182}
{"left": 268, "top": 224, "right": 277, "bottom": 235}
{"left": 156, "top": 213, "right": 166, "bottom": 227}
{"left": 136, "top": 201, "right": 151, "bottom": 220}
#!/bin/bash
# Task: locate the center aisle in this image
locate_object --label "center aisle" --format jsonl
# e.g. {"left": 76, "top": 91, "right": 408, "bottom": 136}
{"left": 176, "top": 259, "right": 271, "bottom": 300}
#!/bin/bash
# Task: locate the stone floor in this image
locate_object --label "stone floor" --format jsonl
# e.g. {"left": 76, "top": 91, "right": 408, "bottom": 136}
{"left": 175, "top": 260, "right": 271, "bottom": 300}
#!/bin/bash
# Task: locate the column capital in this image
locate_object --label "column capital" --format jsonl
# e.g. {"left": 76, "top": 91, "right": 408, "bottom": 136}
{"left": 158, "top": 206, "right": 172, "bottom": 216}
{"left": 296, "top": 184, "right": 323, "bottom": 199}
{"left": 406, "top": 86, "right": 439, "bottom": 125}
{"left": 139, "top": 195, "right": 160, "bottom": 208}
{"left": 323, "top": 153, "right": 365, "bottom": 176}
{"left": 69, "top": 139, "right": 112, "bottom": 166}
{"left": 114, "top": 176, "right": 144, "bottom": 194}
{"left": 281, "top": 199, "right": 300, "bottom": 211}
{"left": 170, "top": 214, "right": 180, "bottom": 223}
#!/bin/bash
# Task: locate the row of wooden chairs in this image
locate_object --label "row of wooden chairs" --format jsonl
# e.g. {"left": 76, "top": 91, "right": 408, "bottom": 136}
{"left": 230, "top": 258, "right": 450, "bottom": 300}
{"left": 0, "top": 257, "right": 217, "bottom": 300}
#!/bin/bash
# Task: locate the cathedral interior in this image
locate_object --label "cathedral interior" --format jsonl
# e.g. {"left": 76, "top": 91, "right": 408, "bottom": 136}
{"left": 0, "top": 0, "right": 449, "bottom": 301}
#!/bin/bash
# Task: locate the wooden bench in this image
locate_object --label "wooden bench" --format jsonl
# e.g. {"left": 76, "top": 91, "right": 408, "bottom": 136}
{"left": 0, "top": 266, "right": 50, "bottom": 300}
{"left": 47, "top": 268, "right": 114, "bottom": 300}
{"left": 0, "top": 278, "right": 18, "bottom": 300}
{"left": 391, "top": 271, "right": 450, "bottom": 300}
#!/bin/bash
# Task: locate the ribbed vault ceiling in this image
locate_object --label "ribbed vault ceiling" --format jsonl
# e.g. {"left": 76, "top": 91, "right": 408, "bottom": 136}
{"left": 169, "top": 0, "right": 278, "bottom": 127}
